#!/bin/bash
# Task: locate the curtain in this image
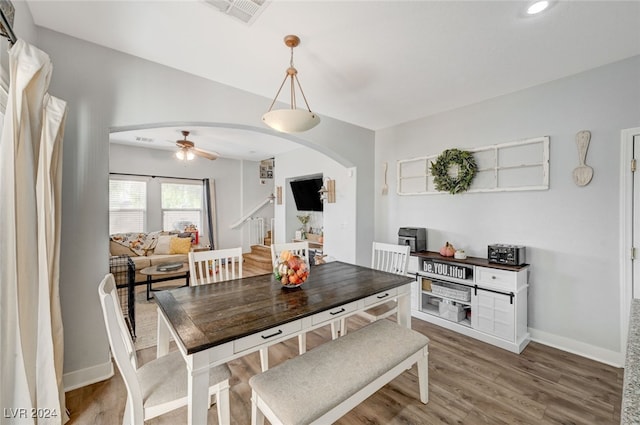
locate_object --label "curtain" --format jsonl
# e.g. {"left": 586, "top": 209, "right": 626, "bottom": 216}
{"left": 204, "top": 178, "right": 218, "bottom": 250}
{"left": 0, "top": 39, "right": 68, "bottom": 424}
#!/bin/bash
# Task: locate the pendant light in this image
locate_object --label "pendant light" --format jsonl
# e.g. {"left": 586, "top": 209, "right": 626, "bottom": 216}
{"left": 262, "top": 35, "right": 321, "bottom": 133}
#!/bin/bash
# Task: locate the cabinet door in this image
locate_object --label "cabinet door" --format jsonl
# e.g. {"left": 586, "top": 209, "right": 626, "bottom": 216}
{"left": 472, "top": 289, "right": 514, "bottom": 341}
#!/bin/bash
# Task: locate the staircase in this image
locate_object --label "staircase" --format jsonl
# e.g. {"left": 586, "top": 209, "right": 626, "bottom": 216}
{"left": 243, "top": 244, "right": 273, "bottom": 274}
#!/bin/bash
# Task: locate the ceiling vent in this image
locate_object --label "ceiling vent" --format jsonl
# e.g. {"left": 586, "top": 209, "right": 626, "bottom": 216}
{"left": 135, "top": 136, "right": 154, "bottom": 143}
{"left": 204, "top": 0, "right": 269, "bottom": 25}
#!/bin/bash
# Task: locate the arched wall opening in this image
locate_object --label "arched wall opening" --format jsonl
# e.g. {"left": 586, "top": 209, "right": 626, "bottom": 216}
{"left": 108, "top": 122, "right": 357, "bottom": 262}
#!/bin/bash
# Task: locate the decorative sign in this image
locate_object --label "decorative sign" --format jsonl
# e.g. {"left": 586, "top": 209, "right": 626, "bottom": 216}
{"left": 423, "top": 260, "right": 473, "bottom": 281}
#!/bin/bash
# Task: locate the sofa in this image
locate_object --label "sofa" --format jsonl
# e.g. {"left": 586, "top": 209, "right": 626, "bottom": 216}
{"left": 109, "top": 231, "right": 193, "bottom": 283}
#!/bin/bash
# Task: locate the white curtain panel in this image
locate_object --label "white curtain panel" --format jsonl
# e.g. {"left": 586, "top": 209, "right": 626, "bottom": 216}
{"left": 0, "top": 40, "right": 68, "bottom": 424}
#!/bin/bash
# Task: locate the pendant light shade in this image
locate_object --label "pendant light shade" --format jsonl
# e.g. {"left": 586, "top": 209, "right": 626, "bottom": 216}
{"left": 262, "top": 35, "right": 320, "bottom": 133}
{"left": 262, "top": 109, "right": 320, "bottom": 133}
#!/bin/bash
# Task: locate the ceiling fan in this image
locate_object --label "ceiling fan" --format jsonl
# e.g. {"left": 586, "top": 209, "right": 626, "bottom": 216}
{"left": 175, "top": 130, "right": 218, "bottom": 161}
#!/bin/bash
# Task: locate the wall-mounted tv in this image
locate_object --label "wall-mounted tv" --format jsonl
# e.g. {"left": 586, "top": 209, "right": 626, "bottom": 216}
{"left": 290, "top": 177, "right": 323, "bottom": 212}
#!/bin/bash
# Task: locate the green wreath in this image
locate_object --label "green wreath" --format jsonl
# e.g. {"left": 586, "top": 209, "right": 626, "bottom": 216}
{"left": 430, "top": 149, "right": 477, "bottom": 194}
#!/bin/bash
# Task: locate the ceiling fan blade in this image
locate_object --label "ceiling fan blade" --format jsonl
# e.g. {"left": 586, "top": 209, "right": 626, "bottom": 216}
{"left": 192, "top": 147, "right": 218, "bottom": 160}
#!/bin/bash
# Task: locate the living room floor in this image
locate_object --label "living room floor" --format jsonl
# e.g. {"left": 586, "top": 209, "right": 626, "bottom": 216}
{"left": 65, "top": 303, "right": 623, "bottom": 424}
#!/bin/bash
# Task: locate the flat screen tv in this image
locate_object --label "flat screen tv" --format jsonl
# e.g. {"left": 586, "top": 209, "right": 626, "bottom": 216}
{"left": 290, "top": 177, "right": 323, "bottom": 212}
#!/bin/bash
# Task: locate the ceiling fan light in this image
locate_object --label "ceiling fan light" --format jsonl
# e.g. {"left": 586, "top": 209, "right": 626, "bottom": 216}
{"left": 186, "top": 150, "right": 195, "bottom": 161}
{"left": 262, "top": 109, "right": 321, "bottom": 133}
{"left": 527, "top": 0, "right": 549, "bottom": 15}
{"left": 175, "top": 149, "right": 185, "bottom": 160}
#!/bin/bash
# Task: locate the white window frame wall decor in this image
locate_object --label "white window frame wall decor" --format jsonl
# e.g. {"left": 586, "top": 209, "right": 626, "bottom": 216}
{"left": 397, "top": 136, "right": 549, "bottom": 195}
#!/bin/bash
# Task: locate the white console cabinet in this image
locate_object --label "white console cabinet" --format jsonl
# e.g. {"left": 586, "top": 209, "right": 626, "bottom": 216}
{"left": 411, "top": 252, "right": 529, "bottom": 353}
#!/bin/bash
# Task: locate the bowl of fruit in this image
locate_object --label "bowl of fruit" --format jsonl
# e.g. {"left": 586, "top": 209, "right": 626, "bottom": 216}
{"left": 273, "top": 250, "right": 309, "bottom": 289}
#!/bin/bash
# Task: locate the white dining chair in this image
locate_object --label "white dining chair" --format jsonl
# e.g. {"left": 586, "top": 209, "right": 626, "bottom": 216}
{"left": 188, "top": 247, "right": 243, "bottom": 285}
{"left": 338, "top": 242, "right": 411, "bottom": 336}
{"left": 270, "top": 241, "right": 310, "bottom": 267}
{"left": 98, "top": 273, "right": 231, "bottom": 425}
{"left": 268, "top": 241, "right": 311, "bottom": 367}
{"left": 189, "top": 247, "right": 274, "bottom": 372}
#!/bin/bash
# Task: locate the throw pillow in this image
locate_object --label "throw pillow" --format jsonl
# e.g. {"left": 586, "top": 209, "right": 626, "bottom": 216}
{"left": 170, "top": 236, "right": 192, "bottom": 254}
{"left": 142, "top": 230, "right": 162, "bottom": 253}
{"left": 154, "top": 235, "right": 174, "bottom": 255}
{"left": 110, "top": 240, "right": 134, "bottom": 257}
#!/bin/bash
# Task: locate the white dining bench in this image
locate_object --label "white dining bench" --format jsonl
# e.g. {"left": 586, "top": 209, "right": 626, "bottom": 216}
{"left": 249, "top": 319, "right": 429, "bottom": 425}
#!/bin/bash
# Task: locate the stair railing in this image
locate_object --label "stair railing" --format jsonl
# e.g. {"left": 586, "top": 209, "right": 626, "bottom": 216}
{"left": 249, "top": 218, "right": 265, "bottom": 246}
{"left": 229, "top": 194, "right": 274, "bottom": 229}
{"left": 270, "top": 218, "right": 275, "bottom": 244}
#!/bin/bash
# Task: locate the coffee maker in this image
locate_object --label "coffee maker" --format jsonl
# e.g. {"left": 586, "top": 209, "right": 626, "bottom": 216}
{"left": 398, "top": 227, "right": 427, "bottom": 253}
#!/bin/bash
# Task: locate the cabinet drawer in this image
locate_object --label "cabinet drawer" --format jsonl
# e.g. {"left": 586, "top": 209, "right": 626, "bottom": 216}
{"left": 364, "top": 288, "right": 398, "bottom": 307}
{"left": 475, "top": 267, "right": 517, "bottom": 291}
{"left": 234, "top": 320, "right": 301, "bottom": 353}
{"left": 312, "top": 301, "right": 359, "bottom": 325}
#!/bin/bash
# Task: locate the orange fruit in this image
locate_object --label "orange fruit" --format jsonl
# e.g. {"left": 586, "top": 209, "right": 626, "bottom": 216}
{"left": 280, "top": 250, "right": 293, "bottom": 261}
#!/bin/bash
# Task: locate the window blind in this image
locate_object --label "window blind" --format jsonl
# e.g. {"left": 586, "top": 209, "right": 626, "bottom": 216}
{"left": 109, "top": 179, "right": 147, "bottom": 234}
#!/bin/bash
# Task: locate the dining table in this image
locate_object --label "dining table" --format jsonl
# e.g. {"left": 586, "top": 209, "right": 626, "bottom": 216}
{"left": 154, "top": 260, "right": 415, "bottom": 425}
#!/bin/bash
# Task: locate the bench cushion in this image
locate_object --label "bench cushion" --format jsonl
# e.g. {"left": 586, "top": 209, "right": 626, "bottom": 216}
{"left": 249, "top": 319, "right": 429, "bottom": 425}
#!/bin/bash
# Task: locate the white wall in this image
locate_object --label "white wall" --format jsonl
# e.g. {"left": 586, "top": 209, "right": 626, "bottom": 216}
{"left": 109, "top": 143, "right": 272, "bottom": 250}
{"left": 36, "top": 27, "right": 373, "bottom": 388}
{"left": 274, "top": 148, "right": 357, "bottom": 264}
{"left": 240, "top": 159, "right": 275, "bottom": 250}
{"left": 375, "top": 55, "right": 640, "bottom": 364}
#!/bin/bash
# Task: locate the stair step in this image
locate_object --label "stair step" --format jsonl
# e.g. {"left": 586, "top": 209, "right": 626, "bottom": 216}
{"left": 251, "top": 244, "right": 271, "bottom": 254}
{"left": 243, "top": 253, "right": 273, "bottom": 273}
{"left": 244, "top": 252, "right": 272, "bottom": 266}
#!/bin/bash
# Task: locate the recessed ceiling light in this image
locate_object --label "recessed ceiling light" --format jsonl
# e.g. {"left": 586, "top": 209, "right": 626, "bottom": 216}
{"left": 527, "top": 0, "right": 549, "bottom": 15}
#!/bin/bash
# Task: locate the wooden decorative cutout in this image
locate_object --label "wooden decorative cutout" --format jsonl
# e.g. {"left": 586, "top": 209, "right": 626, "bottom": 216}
{"left": 573, "top": 130, "right": 593, "bottom": 187}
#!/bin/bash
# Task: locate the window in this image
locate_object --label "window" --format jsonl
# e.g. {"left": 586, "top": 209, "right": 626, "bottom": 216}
{"left": 161, "top": 182, "right": 203, "bottom": 232}
{"left": 109, "top": 179, "right": 147, "bottom": 234}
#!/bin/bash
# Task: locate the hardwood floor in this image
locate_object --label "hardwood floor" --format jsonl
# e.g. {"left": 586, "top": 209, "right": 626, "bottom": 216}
{"left": 80, "top": 258, "right": 622, "bottom": 424}
{"left": 65, "top": 311, "right": 623, "bottom": 424}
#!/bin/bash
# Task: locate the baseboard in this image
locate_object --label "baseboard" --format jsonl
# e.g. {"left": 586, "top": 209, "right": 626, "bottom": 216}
{"left": 63, "top": 360, "right": 114, "bottom": 392}
{"left": 528, "top": 327, "right": 624, "bottom": 368}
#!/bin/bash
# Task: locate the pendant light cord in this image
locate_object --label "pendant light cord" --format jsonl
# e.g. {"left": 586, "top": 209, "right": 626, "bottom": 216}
{"left": 265, "top": 43, "right": 314, "bottom": 113}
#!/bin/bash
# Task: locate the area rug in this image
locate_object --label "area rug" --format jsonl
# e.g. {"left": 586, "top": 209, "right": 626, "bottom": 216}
{"left": 131, "top": 280, "right": 185, "bottom": 351}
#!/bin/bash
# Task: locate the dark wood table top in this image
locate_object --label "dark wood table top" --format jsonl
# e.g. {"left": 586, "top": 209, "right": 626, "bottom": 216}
{"left": 154, "top": 261, "right": 414, "bottom": 355}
